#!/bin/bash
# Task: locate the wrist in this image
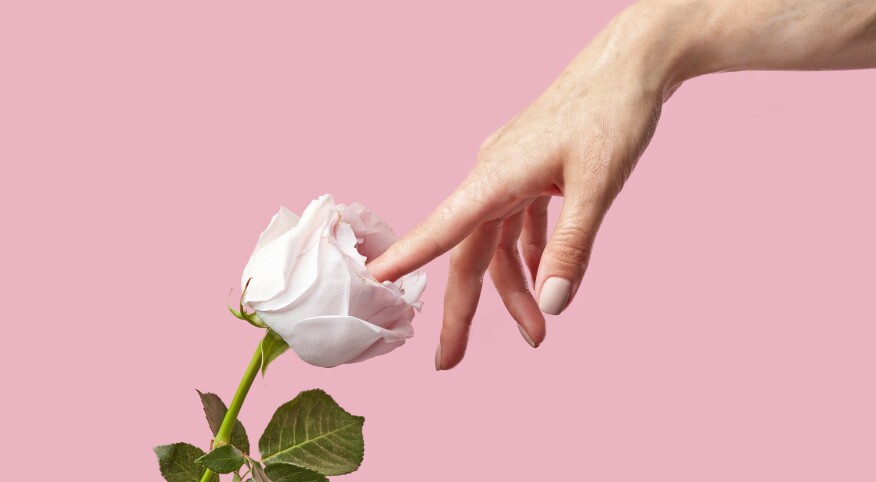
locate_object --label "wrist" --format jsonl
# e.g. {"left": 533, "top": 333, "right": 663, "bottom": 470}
{"left": 591, "top": 0, "right": 722, "bottom": 99}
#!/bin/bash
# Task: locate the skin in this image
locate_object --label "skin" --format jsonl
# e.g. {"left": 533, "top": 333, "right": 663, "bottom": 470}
{"left": 367, "top": 0, "right": 876, "bottom": 370}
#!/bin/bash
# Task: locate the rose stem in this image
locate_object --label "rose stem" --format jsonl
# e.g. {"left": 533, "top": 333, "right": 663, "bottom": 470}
{"left": 200, "top": 342, "right": 263, "bottom": 482}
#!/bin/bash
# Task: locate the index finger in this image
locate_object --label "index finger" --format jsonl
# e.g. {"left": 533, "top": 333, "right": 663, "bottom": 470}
{"left": 367, "top": 176, "right": 503, "bottom": 282}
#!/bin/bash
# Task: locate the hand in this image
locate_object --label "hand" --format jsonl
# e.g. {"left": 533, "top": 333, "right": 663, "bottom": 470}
{"left": 367, "top": 0, "right": 876, "bottom": 370}
{"left": 368, "top": 4, "right": 677, "bottom": 369}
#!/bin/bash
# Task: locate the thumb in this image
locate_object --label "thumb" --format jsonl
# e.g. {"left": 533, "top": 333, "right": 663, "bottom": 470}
{"left": 535, "top": 195, "right": 603, "bottom": 315}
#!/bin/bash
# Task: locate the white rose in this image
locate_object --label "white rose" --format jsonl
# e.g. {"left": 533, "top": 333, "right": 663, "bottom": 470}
{"left": 241, "top": 194, "right": 426, "bottom": 368}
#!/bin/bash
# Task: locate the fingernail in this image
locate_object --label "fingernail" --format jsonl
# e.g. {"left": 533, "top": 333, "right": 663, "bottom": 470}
{"left": 539, "top": 277, "right": 571, "bottom": 315}
{"left": 517, "top": 324, "right": 538, "bottom": 348}
{"left": 434, "top": 343, "right": 442, "bottom": 371}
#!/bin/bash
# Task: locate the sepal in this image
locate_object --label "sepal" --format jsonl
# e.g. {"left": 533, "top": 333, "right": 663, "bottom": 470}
{"left": 228, "top": 278, "right": 268, "bottom": 328}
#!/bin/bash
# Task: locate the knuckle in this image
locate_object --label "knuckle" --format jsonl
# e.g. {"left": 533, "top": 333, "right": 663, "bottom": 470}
{"left": 496, "top": 240, "right": 516, "bottom": 252}
{"left": 468, "top": 164, "right": 514, "bottom": 206}
{"left": 449, "top": 310, "right": 476, "bottom": 329}
{"left": 477, "top": 138, "right": 493, "bottom": 159}
{"left": 508, "top": 284, "right": 534, "bottom": 298}
{"left": 520, "top": 241, "right": 544, "bottom": 260}
{"left": 550, "top": 225, "right": 593, "bottom": 268}
{"left": 450, "top": 248, "right": 491, "bottom": 278}
{"left": 478, "top": 129, "right": 504, "bottom": 158}
{"left": 524, "top": 202, "right": 548, "bottom": 220}
{"left": 412, "top": 221, "right": 448, "bottom": 259}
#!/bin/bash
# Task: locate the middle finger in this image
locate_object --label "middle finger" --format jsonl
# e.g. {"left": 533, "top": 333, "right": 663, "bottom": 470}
{"left": 436, "top": 219, "right": 502, "bottom": 370}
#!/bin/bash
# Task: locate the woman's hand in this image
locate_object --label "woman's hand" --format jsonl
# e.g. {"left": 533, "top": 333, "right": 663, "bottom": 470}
{"left": 367, "top": 0, "right": 876, "bottom": 370}
{"left": 368, "top": 3, "right": 682, "bottom": 369}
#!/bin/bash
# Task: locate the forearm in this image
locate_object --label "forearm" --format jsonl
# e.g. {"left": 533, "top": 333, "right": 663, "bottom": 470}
{"left": 691, "top": 0, "right": 876, "bottom": 72}
{"left": 586, "top": 0, "right": 876, "bottom": 97}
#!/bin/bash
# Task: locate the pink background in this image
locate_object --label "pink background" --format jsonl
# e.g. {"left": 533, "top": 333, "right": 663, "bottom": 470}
{"left": 2, "top": 1, "right": 874, "bottom": 480}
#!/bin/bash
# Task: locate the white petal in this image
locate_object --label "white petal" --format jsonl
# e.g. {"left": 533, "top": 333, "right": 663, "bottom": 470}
{"left": 339, "top": 203, "right": 397, "bottom": 262}
{"left": 251, "top": 206, "right": 300, "bottom": 254}
{"left": 275, "top": 315, "right": 411, "bottom": 368}
{"left": 351, "top": 271, "right": 425, "bottom": 330}
{"left": 242, "top": 195, "right": 335, "bottom": 306}
{"left": 344, "top": 261, "right": 422, "bottom": 330}
{"left": 398, "top": 270, "right": 427, "bottom": 306}
{"left": 333, "top": 218, "right": 368, "bottom": 269}
{"left": 346, "top": 276, "right": 401, "bottom": 324}
{"left": 346, "top": 337, "right": 407, "bottom": 364}
{"left": 366, "top": 303, "right": 416, "bottom": 333}
{"left": 254, "top": 231, "right": 350, "bottom": 316}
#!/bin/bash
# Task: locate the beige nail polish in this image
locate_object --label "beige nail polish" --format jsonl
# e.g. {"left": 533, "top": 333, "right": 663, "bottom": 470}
{"left": 539, "top": 277, "right": 572, "bottom": 315}
{"left": 434, "top": 343, "right": 442, "bottom": 371}
{"left": 517, "top": 324, "right": 538, "bottom": 348}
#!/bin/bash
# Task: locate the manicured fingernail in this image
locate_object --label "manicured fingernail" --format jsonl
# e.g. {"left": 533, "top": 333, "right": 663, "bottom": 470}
{"left": 539, "top": 277, "right": 571, "bottom": 315}
{"left": 517, "top": 324, "right": 538, "bottom": 348}
{"left": 434, "top": 343, "right": 442, "bottom": 371}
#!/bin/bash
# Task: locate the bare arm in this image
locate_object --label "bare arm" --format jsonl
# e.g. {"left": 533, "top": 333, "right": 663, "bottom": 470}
{"left": 689, "top": 0, "right": 876, "bottom": 73}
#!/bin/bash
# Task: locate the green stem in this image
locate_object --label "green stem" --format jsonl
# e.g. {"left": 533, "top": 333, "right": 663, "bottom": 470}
{"left": 200, "top": 342, "right": 263, "bottom": 482}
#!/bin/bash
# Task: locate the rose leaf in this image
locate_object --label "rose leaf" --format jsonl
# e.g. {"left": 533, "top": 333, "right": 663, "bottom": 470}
{"left": 153, "top": 443, "right": 218, "bottom": 482}
{"left": 196, "top": 444, "right": 246, "bottom": 474}
{"left": 196, "top": 390, "right": 251, "bottom": 454}
{"left": 265, "top": 463, "right": 328, "bottom": 482}
{"left": 259, "top": 389, "right": 365, "bottom": 476}
{"left": 251, "top": 461, "right": 271, "bottom": 482}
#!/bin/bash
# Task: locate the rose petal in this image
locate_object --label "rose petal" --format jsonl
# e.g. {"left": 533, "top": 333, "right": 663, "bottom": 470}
{"left": 251, "top": 206, "right": 300, "bottom": 254}
{"left": 398, "top": 270, "right": 427, "bottom": 307}
{"left": 339, "top": 203, "right": 397, "bottom": 262}
{"left": 346, "top": 337, "right": 407, "bottom": 364}
{"left": 274, "top": 315, "right": 411, "bottom": 368}
{"left": 254, "top": 232, "right": 350, "bottom": 316}
{"left": 355, "top": 272, "right": 426, "bottom": 330}
{"left": 333, "top": 217, "right": 368, "bottom": 268}
{"left": 346, "top": 276, "right": 408, "bottom": 328}
{"left": 366, "top": 303, "right": 416, "bottom": 333}
{"left": 242, "top": 195, "right": 334, "bottom": 307}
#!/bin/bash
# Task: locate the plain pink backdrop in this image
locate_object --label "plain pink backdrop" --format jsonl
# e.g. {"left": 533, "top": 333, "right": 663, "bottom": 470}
{"left": 2, "top": 1, "right": 874, "bottom": 481}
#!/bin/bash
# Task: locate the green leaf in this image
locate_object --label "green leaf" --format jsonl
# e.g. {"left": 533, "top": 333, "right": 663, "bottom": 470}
{"left": 197, "top": 390, "right": 251, "bottom": 454}
{"left": 259, "top": 389, "right": 365, "bottom": 476}
{"left": 153, "top": 443, "right": 217, "bottom": 482}
{"left": 196, "top": 444, "right": 246, "bottom": 474}
{"left": 260, "top": 329, "right": 289, "bottom": 376}
{"left": 232, "top": 474, "right": 242, "bottom": 482}
{"left": 251, "top": 462, "right": 271, "bottom": 482}
{"left": 265, "top": 463, "right": 328, "bottom": 482}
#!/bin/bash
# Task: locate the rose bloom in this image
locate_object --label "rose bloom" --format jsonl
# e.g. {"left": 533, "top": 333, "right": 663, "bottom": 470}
{"left": 241, "top": 195, "right": 426, "bottom": 368}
